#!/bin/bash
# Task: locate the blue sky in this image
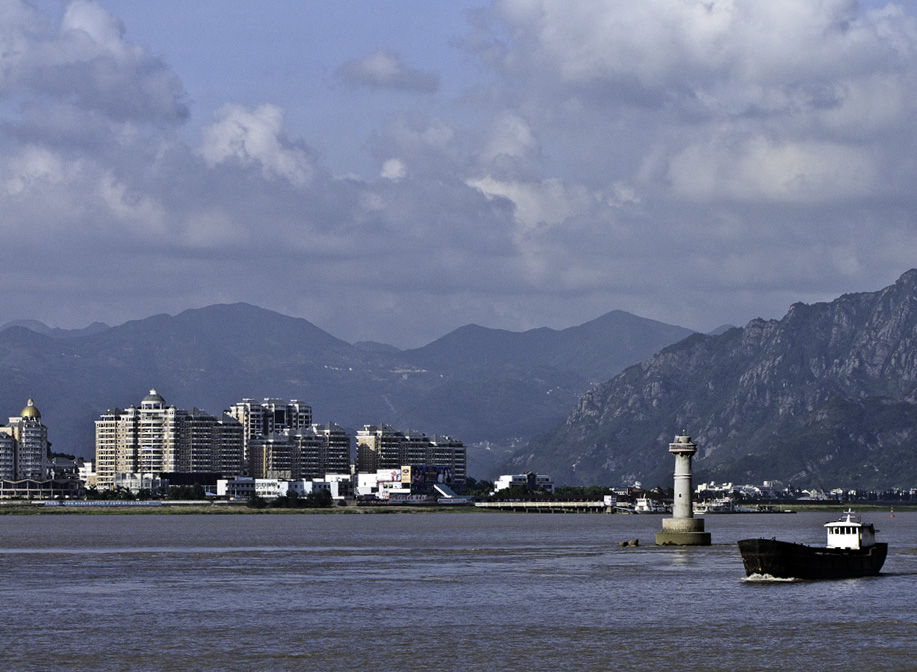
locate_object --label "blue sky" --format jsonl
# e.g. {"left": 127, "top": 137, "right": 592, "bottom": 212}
{"left": 101, "top": 1, "right": 491, "bottom": 174}
{"left": 4, "top": 0, "right": 917, "bottom": 347}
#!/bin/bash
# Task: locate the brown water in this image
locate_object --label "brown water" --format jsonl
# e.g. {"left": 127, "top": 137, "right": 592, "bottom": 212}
{"left": 1, "top": 511, "right": 915, "bottom": 671}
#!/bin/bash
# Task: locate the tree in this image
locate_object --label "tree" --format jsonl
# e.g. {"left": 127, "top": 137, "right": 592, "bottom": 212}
{"left": 246, "top": 494, "right": 268, "bottom": 509}
{"left": 304, "top": 489, "right": 332, "bottom": 508}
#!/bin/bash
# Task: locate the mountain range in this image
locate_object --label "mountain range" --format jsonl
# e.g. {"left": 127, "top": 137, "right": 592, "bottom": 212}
{"left": 0, "top": 305, "right": 693, "bottom": 474}
{"left": 514, "top": 269, "right": 917, "bottom": 490}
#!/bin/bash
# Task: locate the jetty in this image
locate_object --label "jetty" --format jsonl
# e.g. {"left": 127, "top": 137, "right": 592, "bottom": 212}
{"left": 474, "top": 501, "right": 611, "bottom": 513}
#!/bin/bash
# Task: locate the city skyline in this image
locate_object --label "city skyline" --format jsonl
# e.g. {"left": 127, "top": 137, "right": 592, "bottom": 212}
{"left": 3, "top": 1, "right": 917, "bottom": 348}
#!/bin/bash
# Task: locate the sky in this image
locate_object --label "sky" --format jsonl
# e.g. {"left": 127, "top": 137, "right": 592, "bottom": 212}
{"left": 3, "top": 0, "right": 917, "bottom": 348}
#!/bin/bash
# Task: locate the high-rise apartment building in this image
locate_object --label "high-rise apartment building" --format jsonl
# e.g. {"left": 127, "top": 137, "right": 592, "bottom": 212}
{"left": 356, "top": 424, "right": 404, "bottom": 472}
{"left": 185, "top": 407, "right": 245, "bottom": 476}
{"left": 312, "top": 422, "right": 351, "bottom": 476}
{"left": 94, "top": 390, "right": 243, "bottom": 489}
{"left": 0, "top": 433, "right": 15, "bottom": 480}
{"left": 356, "top": 424, "right": 466, "bottom": 485}
{"left": 249, "top": 432, "right": 296, "bottom": 479}
{"left": 248, "top": 422, "right": 351, "bottom": 480}
{"left": 0, "top": 399, "right": 50, "bottom": 480}
{"left": 427, "top": 435, "right": 467, "bottom": 485}
{"left": 227, "top": 398, "right": 312, "bottom": 462}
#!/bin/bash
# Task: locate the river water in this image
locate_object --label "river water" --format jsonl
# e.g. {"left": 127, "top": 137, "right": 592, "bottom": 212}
{"left": 1, "top": 510, "right": 915, "bottom": 671}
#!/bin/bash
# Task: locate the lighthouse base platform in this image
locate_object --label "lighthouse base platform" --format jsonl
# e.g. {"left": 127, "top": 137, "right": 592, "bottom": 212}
{"left": 655, "top": 517, "right": 711, "bottom": 546}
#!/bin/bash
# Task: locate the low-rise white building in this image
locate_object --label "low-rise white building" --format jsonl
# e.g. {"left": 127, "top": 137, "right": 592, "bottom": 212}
{"left": 77, "top": 460, "right": 95, "bottom": 487}
{"left": 113, "top": 472, "right": 167, "bottom": 495}
{"left": 355, "top": 469, "right": 402, "bottom": 498}
{"left": 322, "top": 473, "right": 353, "bottom": 500}
{"left": 218, "top": 476, "right": 352, "bottom": 500}
{"left": 493, "top": 473, "right": 554, "bottom": 493}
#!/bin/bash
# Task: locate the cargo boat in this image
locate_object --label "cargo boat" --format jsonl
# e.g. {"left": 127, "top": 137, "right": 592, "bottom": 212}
{"left": 737, "top": 510, "right": 887, "bottom": 580}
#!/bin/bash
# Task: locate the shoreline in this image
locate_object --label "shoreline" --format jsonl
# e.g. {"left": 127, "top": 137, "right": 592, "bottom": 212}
{"left": 0, "top": 500, "right": 913, "bottom": 515}
{"left": 0, "top": 501, "right": 485, "bottom": 515}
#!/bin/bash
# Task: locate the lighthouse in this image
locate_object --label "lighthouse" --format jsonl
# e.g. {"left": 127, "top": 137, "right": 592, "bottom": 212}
{"left": 655, "top": 432, "right": 711, "bottom": 546}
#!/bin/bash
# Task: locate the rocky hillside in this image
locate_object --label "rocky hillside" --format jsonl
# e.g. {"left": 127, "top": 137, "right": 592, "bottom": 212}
{"left": 514, "top": 269, "right": 917, "bottom": 489}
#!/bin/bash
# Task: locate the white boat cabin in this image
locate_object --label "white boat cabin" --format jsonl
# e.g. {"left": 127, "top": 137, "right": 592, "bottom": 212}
{"left": 634, "top": 496, "right": 667, "bottom": 513}
{"left": 825, "top": 510, "right": 876, "bottom": 550}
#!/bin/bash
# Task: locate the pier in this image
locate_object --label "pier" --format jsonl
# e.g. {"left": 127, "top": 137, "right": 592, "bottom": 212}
{"left": 474, "top": 501, "right": 612, "bottom": 513}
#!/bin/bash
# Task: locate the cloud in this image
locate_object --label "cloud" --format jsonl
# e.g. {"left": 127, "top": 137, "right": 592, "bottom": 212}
{"left": 467, "top": 175, "right": 592, "bottom": 229}
{"left": 667, "top": 136, "right": 880, "bottom": 203}
{"left": 2, "top": 0, "right": 917, "bottom": 350}
{"left": 2, "top": 145, "right": 69, "bottom": 195}
{"left": 198, "top": 104, "right": 313, "bottom": 186}
{"left": 380, "top": 158, "right": 407, "bottom": 181}
{"left": 466, "top": 1, "right": 917, "bottom": 207}
{"left": 491, "top": 0, "right": 917, "bottom": 95}
{"left": 0, "top": 0, "right": 188, "bottom": 125}
{"left": 336, "top": 48, "right": 439, "bottom": 92}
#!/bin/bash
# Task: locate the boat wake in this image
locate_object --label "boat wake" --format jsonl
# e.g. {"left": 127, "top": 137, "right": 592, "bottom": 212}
{"left": 743, "top": 573, "right": 800, "bottom": 582}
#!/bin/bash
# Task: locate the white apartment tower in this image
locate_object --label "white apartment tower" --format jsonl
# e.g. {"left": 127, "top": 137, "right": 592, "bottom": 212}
{"left": 94, "top": 390, "right": 244, "bottom": 490}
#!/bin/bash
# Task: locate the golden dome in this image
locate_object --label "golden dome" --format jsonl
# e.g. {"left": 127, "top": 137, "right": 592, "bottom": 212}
{"left": 21, "top": 398, "right": 41, "bottom": 419}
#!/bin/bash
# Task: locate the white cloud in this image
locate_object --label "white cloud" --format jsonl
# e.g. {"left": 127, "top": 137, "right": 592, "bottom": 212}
{"left": 3, "top": 145, "right": 69, "bottom": 195}
{"left": 607, "top": 182, "right": 640, "bottom": 208}
{"left": 467, "top": 175, "right": 591, "bottom": 228}
{"left": 478, "top": 112, "right": 539, "bottom": 167}
{"left": 667, "top": 136, "right": 879, "bottom": 203}
{"left": 492, "top": 1, "right": 917, "bottom": 93}
{"left": 98, "top": 171, "right": 166, "bottom": 234}
{"left": 198, "top": 104, "right": 313, "bottom": 186}
{"left": 0, "top": 0, "right": 187, "bottom": 128}
{"left": 61, "top": 0, "right": 130, "bottom": 55}
{"left": 1, "top": 0, "right": 917, "bottom": 349}
{"left": 337, "top": 48, "right": 439, "bottom": 92}
{"left": 380, "top": 158, "right": 407, "bottom": 181}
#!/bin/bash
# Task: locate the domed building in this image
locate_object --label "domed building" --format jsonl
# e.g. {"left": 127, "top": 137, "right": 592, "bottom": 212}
{"left": 0, "top": 398, "right": 50, "bottom": 481}
{"left": 20, "top": 398, "right": 41, "bottom": 419}
{"left": 94, "top": 389, "right": 245, "bottom": 490}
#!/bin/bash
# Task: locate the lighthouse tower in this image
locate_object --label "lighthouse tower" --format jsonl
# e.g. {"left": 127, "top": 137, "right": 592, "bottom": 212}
{"left": 655, "top": 432, "right": 711, "bottom": 546}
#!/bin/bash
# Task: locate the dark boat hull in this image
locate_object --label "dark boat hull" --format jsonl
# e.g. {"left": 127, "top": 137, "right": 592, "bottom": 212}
{"left": 738, "top": 538, "right": 887, "bottom": 580}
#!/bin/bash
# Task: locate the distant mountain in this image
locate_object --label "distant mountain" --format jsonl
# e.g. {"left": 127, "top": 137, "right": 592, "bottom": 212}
{"left": 0, "top": 304, "right": 694, "bottom": 472}
{"left": 513, "top": 270, "right": 917, "bottom": 489}
{"left": 387, "top": 312, "right": 695, "bottom": 441}
{"left": 401, "top": 311, "right": 694, "bottom": 384}
{"left": 353, "top": 341, "right": 402, "bottom": 353}
{"left": 0, "top": 320, "right": 110, "bottom": 339}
